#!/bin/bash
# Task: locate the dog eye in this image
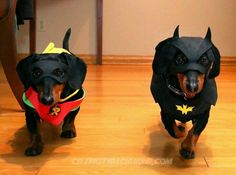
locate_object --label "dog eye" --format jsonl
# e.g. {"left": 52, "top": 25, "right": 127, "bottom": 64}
{"left": 32, "top": 68, "right": 42, "bottom": 79}
{"left": 53, "top": 69, "right": 65, "bottom": 77}
{"left": 199, "top": 55, "right": 209, "bottom": 66}
{"left": 175, "top": 54, "right": 187, "bottom": 65}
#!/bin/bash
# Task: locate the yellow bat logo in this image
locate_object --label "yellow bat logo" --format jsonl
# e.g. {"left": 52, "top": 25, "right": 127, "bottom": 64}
{"left": 176, "top": 105, "right": 194, "bottom": 115}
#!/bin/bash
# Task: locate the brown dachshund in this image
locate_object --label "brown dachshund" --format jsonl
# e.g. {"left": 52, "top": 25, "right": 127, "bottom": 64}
{"left": 151, "top": 26, "right": 221, "bottom": 159}
{"left": 17, "top": 29, "right": 87, "bottom": 156}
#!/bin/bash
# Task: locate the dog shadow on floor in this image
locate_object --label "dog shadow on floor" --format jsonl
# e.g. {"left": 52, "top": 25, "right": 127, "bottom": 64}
{"left": 143, "top": 121, "right": 213, "bottom": 170}
{"left": 0, "top": 122, "right": 76, "bottom": 171}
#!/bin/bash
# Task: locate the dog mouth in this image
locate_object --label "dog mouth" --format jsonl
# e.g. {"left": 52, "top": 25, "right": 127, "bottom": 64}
{"left": 183, "top": 79, "right": 200, "bottom": 99}
{"left": 40, "top": 95, "right": 55, "bottom": 106}
{"left": 39, "top": 89, "right": 62, "bottom": 106}
{"left": 177, "top": 72, "right": 205, "bottom": 99}
{"left": 184, "top": 91, "right": 196, "bottom": 99}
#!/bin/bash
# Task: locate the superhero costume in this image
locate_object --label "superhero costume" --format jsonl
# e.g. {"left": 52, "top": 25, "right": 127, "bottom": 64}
{"left": 150, "top": 26, "right": 221, "bottom": 137}
{"left": 21, "top": 42, "right": 86, "bottom": 126}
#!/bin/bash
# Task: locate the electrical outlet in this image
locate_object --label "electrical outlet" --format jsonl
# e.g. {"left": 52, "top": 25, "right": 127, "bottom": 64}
{"left": 38, "top": 19, "right": 46, "bottom": 32}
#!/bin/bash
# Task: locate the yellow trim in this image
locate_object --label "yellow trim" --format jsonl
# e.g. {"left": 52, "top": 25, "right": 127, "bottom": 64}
{"left": 59, "top": 89, "right": 80, "bottom": 102}
{"left": 42, "top": 42, "right": 70, "bottom": 54}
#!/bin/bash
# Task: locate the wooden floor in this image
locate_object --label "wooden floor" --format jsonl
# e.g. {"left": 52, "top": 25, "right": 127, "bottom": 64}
{"left": 0, "top": 63, "right": 236, "bottom": 174}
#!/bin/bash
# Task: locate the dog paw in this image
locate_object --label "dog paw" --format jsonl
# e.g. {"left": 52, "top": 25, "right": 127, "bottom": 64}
{"left": 25, "top": 145, "right": 43, "bottom": 156}
{"left": 179, "top": 148, "right": 195, "bottom": 159}
{"left": 61, "top": 130, "right": 76, "bottom": 138}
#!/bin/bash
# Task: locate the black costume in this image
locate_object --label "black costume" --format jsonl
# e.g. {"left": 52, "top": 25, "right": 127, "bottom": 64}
{"left": 151, "top": 74, "right": 217, "bottom": 123}
{"left": 150, "top": 26, "right": 221, "bottom": 138}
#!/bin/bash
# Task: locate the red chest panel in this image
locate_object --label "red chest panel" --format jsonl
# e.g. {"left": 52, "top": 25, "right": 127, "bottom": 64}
{"left": 24, "top": 87, "right": 85, "bottom": 126}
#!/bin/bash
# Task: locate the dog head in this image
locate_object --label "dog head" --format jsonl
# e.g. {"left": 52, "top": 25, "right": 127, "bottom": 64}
{"left": 152, "top": 26, "right": 221, "bottom": 98}
{"left": 17, "top": 29, "right": 86, "bottom": 106}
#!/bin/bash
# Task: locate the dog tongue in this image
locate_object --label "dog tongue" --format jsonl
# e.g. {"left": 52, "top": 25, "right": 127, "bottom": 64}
{"left": 185, "top": 92, "right": 195, "bottom": 99}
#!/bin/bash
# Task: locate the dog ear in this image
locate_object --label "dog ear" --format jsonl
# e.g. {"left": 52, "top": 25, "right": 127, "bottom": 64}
{"left": 152, "top": 38, "right": 172, "bottom": 76}
{"left": 16, "top": 54, "right": 36, "bottom": 89}
{"left": 152, "top": 26, "right": 180, "bottom": 76}
{"left": 208, "top": 44, "right": 221, "bottom": 79}
{"left": 61, "top": 53, "right": 87, "bottom": 89}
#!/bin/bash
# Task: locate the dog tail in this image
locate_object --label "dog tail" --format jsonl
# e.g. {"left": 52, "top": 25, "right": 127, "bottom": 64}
{"left": 63, "top": 28, "right": 71, "bottom": 51}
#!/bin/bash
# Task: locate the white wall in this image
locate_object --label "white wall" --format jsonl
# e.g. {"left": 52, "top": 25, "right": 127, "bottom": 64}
{"left": 103, "top": 0, "right": 236, "bottom": 56}
{"left": 17, "top": 0, "right": 96, "bottom": 55}
{"left": 17, "top": 0, "right": 236, "bottom": 57}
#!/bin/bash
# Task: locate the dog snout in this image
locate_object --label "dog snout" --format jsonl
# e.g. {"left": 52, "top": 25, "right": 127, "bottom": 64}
{"left": 186, "top": 71, "right": 199, "bottom": 93}
{"left": 38, "top": 77, "right": 55, "bottom": 105}
{"left": 186, "top": 81, "right": 198, "bottom": 92}
{"left": 40, "top": 87, "right": 54, "bottom": 105}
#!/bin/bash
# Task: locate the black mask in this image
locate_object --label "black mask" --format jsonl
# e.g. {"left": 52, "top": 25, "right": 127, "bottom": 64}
{"left": 29, "top": 59, "right": 69, "bottom": 84}
{"left": 152, "top": 26, "right": 221, "bottom": 79}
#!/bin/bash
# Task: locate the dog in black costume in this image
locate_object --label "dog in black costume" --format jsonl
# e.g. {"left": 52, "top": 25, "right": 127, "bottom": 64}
{"left": 150, "top": 26, "right": 221, "bottom": 159}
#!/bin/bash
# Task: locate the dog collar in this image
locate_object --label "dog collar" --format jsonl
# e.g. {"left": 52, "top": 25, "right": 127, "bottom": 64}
{"left": 167, "top": 84, "right": 187, "bottom": 100}
{"left": 22, "top": 87, "right": 85, "bottom": 126}
{"left": 165, "top": 77, "right": 188, "bottom": 100}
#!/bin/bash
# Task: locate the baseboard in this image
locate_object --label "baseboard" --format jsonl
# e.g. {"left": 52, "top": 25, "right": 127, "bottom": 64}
{"left": 102, "top": 55, "right": 153, "bottom": 64}
{"left": 17, "top": 54, "right": 236, "bottom": 65}
{"left": 17, "top": 54, "right": 97, "bottom": 64}
{"left": 101, "top": 55, "right": 236, "bottom": 65}
{"left": 220, "top": 57, "right": 236, "bottom": 65}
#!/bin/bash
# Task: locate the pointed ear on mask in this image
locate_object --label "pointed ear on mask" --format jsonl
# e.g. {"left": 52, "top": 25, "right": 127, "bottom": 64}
{"left": 173, "top": 25, "right": 180, "bottom": 38}
{"left": 16, "top": 54, "right": 36, "bottom": 89}
{"left": 204, "top": 27, "right": 221, "bottom": 79}
{"left": 60, "top": 53, "right": 87, "bottom": 89}
{"left": 205, "top": 27, "right": 212, "bottom": 42}
{"left": 152, "top": 26, "right": 180, "bottom": 76}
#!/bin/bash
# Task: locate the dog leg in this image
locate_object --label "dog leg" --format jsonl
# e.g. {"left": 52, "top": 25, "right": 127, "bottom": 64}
{"left": 25, "top": 108, "right": 43, "bottom": 156}
{"left": 179, "top": 127, "right": 198, "bottom": 159}
{"left": 180, "top": 109, "right": 210, "bottom": 159}
{"left": 161, "top": 111, "right": 185, "bottom": 138}
{"left": 61, "top": 108, "right": 80, "bottom": 138}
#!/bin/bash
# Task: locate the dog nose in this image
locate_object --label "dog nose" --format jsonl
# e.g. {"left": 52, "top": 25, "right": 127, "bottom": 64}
{"left": 39, "top": 77, "right": 55, "bottom": 105}
{"left": 41, "top": 96, "right": 54, "bottom": 105}
{"left": 186, "top": 71, "right": 199, "bottom": 93}
{"left": 186, "top": 82, "right": 198, "bottom": 92}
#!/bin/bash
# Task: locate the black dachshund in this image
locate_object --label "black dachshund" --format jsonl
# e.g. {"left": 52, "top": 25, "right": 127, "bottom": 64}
{"left": 17, "top": 29, "right": 87, "bottom": 156}
{"left": 150, "top": 26, "right": 221, "bottom": 159}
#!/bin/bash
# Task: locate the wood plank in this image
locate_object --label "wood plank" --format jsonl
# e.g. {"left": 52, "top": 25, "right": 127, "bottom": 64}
{"left": 0, "top": 64, "right": 236, "bottom": 174}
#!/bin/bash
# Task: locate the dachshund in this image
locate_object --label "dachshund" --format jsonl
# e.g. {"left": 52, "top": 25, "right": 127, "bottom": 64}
{"left": 150, "top": 26, "right": 221, "bottom": 159}
{"left": 17, "top": 28, "right": 87, "bottom": 156}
